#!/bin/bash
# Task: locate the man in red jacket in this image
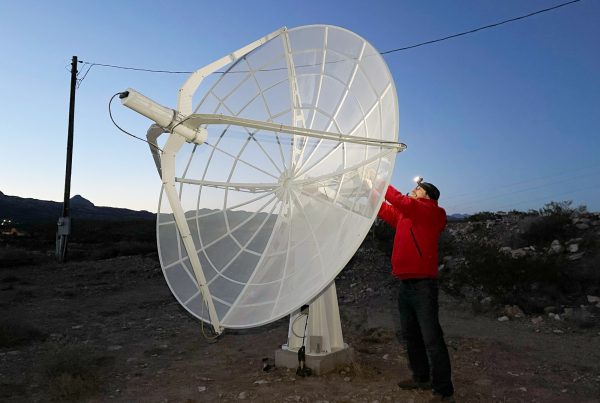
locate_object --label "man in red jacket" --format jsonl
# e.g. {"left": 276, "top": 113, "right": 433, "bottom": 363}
{"left": 377, "top": 178, "right": 454, "bottom": 402}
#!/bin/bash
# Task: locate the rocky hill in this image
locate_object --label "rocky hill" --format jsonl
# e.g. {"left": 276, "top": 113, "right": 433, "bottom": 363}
{"left": 0, "top": 192, "right": 154, "bottom": 226}
{"left": 435, "top": 206, "right": 600, "bottom": 323}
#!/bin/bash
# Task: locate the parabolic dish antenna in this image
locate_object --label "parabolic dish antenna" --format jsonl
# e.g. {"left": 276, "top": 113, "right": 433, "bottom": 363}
{"left": 120, "top": 25, "right": 404, "bottom": 334}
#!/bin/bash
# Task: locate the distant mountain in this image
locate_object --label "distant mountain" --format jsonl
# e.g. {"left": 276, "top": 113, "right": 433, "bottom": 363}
{"left": 0, "top": 192, "right": 155, "bottom": 225}
{"left": 448, "top": 213, "right": 470, "bottom": 222}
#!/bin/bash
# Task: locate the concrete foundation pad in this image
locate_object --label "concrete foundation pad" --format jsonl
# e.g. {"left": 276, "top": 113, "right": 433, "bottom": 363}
{"left": 275, "top": 345, "right": 354, "bottom": 375}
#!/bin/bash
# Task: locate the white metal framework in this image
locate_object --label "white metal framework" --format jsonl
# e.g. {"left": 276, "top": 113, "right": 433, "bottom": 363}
{"left": 121, "top": 25, "right": 402, "bottom": 339}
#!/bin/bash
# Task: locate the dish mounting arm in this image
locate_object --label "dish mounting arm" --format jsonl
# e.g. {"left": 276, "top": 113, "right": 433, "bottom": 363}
{"left": 120, "top": 28, "right": 286, "bottom": 335}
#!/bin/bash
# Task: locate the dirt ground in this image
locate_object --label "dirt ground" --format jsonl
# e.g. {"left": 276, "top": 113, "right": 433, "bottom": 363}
{"left": 1, "top": 247, "right": 600, "bottom": 402}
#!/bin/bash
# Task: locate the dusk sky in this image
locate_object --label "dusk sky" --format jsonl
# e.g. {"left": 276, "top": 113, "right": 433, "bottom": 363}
{"left": 1, "top": 0, "right": 598, "bottom": 214}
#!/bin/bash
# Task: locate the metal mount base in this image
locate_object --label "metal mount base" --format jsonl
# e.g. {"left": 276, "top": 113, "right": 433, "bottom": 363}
{"left": 275, "top": 282, "right": 352, "bottom": 375}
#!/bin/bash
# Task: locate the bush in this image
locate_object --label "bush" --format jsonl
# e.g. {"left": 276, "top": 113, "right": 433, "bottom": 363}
{"left": 538, "top": 200, "right": 575, "bottom": 216}
{"left": 42, "top": 344, "right": 105, "bottom": 401}
{"left": 467, "top": 211, "right": 502, "bottom": 222}
{"left": 71, "top": 220, "right": 156, "bottom": 243}
{"left": 68, "top": 241, "right": 156, "bottom": 261}
{"left": 439, "top": 241, "right": 561, "bottom": 304}
{"left": 521, "top": 201, "right": 578, "bottom": 245}
{"left": 438, "top": 229, "right": 457, "bottom": 257}
{"left": 372, "top": 219, "right": 395, "bottom": 258}
{"left": 48, "top": 373, "right": 100, "bottom": 401}
{"left": 563, "top": 250, "right": 600, "bottom": 294}
{"left": 0, "top": 318, "right": 46, "bottom": 347}
{"left": 0, "top": 246, "right": 44, "bottom": 268}
{"left": 521, "top": 214, "right": 573, "bottom": 245}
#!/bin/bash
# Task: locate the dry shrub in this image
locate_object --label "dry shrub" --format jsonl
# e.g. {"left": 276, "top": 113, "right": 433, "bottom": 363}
{"left": 467, "top": 211, "right": 502, "bottom": 222}
{"left": 48, "top": 372, "right": 100, "bottom": 401}
{"left": 521, "top": 201, "right": 578, "bottom": 245}
{"left": 439, "top": 241, "right": 561, "bottom": 305}
{"left": 0, "top": 245, "right": 37, "bottom": 267}
{"left": 521, "top": 214, "right": 574, "bottom": 245}
{"left": 373, "top": 220, "right": 394, "bottom": 258}
{"left": 360, "top": 327, "right": 395, "bottom": 344}
{"left": 68, "top": 241, "right": 156, "bottom": 261}
{"left": 42, "top": 345, "right": 104, "bottom": 401}
{"left": 0, "top": 318, "right": 46, "bottom": 347}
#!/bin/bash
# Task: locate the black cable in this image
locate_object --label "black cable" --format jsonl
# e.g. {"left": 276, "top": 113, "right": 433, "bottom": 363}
{"left": 108, "top": 92, "right": 163, "bottom": 152}
{"left": 290, "top": 312, "right": 309, "bottom": 338}
{"left": 491, "top": 183, "right": 600, "bottom": 212}
{"left": 445, "top": 168, "right": 600, "bottom": 211}
{"left": 199, "top": 302, "right": 221, "bottom": 342}
{"left": 83, "top": 61, "right": 193, "bottom": 74}
{"left": 380, "top": 0, "right": 582, "bottom": 54}
{"left": 301, "top": 309, "right": 309, "bottom": 347}
{"left": 443, "top": 162, "right": 600, "bottom": 201}
{"left": 80, "top": 0, "right": 583, "bottom": 76}
{"left": 76, "top": 63, "right": 94, "bottom": 89}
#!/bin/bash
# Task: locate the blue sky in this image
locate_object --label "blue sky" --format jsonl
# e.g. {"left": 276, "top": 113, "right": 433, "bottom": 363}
{"left": 1, "top": 0, "right": 598, "bottom": 214}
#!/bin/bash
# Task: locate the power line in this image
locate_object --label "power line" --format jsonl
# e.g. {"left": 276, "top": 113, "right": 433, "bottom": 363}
{"left": 446, "top": 185, "right": 598, "bottom": 214}
{"left": 76, "top": 63, "right": 94, "bottom": 89}
{"left": 443, "top": 162, "right": 600, "bottom": 201}
{"left": 446, "top": 183, "right": 600, "bottom": 213}
{"left": 79, "top": 61, "right": 193, "bottom": 75}
{"left": 447, "top": 172, "right": 596, "bottom": 210}
{"left": 484, "top": 183, "right": 600, "bottom": 213}
{"left": 77, "top": 0, "right": 582, "bottom": 75}
{"left": 380, "top": 0, "right": 582, "bottom": 54}
{"left": 444, "top": 168, "right": 600, "bottom": 211}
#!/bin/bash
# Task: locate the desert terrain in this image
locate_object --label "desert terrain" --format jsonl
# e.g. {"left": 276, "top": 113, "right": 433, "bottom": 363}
{"left": 1, "top": 227, "right": 599, "bottom": 402}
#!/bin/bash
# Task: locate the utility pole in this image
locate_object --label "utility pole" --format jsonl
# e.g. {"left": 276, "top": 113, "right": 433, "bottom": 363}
{"left": 56, "top": 56, "right": 77, "bottom": 262}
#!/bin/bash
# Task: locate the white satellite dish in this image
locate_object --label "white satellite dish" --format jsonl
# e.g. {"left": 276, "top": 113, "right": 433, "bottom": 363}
{"left": 120, "top": 25, "right": 403, "bottom": 360}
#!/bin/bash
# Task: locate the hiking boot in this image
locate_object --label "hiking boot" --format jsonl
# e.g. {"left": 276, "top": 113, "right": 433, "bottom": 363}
{"left": 428, "top": 392, "right": 456, "bottom": 402}
{"left": 397, "top": 377, "right": 431, "bottom": 390}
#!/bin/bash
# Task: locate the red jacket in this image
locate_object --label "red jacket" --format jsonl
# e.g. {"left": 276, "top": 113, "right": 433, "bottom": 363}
{"left": 377, "top": 185, "right": 446, "bottom": 279}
